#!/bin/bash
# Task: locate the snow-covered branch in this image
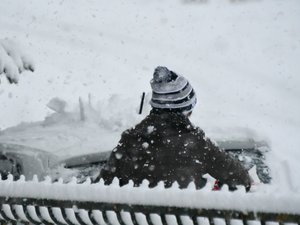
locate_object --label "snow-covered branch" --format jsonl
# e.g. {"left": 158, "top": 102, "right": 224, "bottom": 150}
{"left": 0, "top": 38, "right": 35, "bottom": 84}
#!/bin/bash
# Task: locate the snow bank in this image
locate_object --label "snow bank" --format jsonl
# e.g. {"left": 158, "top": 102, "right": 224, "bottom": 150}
{"left": 0, "top": 96, "right": 145, "bottom": 158}
{"left": 0, "top": 95, "right": 264, "bottom": 159}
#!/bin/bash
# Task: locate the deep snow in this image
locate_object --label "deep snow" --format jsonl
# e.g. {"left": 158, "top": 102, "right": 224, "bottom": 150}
{"left": 0, "top": 0, "right": 300, "bottom": 192}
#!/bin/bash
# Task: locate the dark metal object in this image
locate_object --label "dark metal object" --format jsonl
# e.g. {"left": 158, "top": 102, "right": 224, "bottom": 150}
{"left": 139, "top": 92, "right": 146, "bottom": 115}
{"left": 88, "top": 210, "right": 98, "bottom": 225}
{"left": 0, "top": 196, "right": 299, "bottom": 225}
{"left": 131, "top": 212, "right": 139, "bottom": 225}
{"left": 47, "top": 207, "right": 64, "bottom": 225}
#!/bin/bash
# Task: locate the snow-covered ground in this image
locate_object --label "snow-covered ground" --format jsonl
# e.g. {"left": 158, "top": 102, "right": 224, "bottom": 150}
{"left": 0, "top": 0, "right": 300, "bottom": 193}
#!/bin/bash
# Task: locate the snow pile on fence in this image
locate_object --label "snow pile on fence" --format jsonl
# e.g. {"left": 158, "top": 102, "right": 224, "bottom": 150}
{"left": 0, "top": 175, "right": 299, "bottom": 215}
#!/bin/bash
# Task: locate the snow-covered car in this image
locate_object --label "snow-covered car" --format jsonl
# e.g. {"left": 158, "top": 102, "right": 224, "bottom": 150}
{"left": 0, "top": 138, "right": 271, "bottom": 183}
{"left": 61, "top": 138, "right": 271, "bottom": 183}
{"left": 0, "top": 98, "right": 271, "bottom": 183}
{"left": 0, "top": 143, "right": 58, "bottom": 180}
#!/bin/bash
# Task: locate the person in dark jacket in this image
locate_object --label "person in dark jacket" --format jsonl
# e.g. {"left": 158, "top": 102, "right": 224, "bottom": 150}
{"left": 100, "top": 66, "right": 251, "bottom": 190}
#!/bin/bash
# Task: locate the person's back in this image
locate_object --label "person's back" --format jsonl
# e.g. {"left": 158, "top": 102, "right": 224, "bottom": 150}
{"left": 101, "top": 109, "right": 205, "bottom": 188}
{"left": 99, "top": 66, "right": 251, "bottom": 190}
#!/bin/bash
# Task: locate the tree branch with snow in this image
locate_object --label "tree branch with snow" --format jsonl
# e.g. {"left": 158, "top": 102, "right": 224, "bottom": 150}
{"left": 0, "top": 38, "right": 35, "bottom": 84}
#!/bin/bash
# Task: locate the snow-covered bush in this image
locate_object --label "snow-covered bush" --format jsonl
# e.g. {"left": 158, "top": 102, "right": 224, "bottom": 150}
{"left": 0, "top": 38, "right": 34, "bottom": 84}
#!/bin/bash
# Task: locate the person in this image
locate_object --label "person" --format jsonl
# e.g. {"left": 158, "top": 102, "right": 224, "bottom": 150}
{"left": 99, "top": 66, "right": 251, "bottom": 191}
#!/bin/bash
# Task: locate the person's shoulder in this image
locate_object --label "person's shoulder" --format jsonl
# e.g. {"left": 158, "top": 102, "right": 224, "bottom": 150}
{"left": 120, "top": 114, "right": 156, "bottom": 138}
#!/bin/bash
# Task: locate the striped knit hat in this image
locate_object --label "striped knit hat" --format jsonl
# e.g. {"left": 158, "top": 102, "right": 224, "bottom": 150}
{"left": 150, "top": 66, "right": 197, "bottom": 113}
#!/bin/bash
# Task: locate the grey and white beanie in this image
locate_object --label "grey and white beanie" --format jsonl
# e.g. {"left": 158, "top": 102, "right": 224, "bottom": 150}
{"left": 150, "top": 66, "right": 197, "bottom": 113}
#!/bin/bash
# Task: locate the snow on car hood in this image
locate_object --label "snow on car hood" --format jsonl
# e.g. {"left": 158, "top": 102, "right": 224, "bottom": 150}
{"left": 0, "top": 97, "right": 267, "bottom": 160}
{"left": 0, "top": 97, "right": 142, "bottom": 159}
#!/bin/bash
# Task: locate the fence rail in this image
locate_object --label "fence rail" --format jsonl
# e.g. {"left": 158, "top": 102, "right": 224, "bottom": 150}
{"left": 1, "top": 196, "right": 300, "bottom": 225}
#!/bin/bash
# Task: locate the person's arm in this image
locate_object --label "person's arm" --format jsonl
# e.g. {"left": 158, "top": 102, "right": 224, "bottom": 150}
{"left": 204, "top": 139, "right": 252, "bottom": 191}
{"left": 98, "top": 131, "right": 131, "bottom": 185}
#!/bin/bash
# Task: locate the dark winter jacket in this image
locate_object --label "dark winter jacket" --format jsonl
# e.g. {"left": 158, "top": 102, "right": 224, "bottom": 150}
{"left": 100, "top": 109, "right": 251, "bottom": 190}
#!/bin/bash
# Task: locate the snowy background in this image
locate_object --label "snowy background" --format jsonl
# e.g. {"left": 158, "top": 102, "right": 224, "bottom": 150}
{"left": 0, "top": 0, "right": 299, "bottom": 191}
